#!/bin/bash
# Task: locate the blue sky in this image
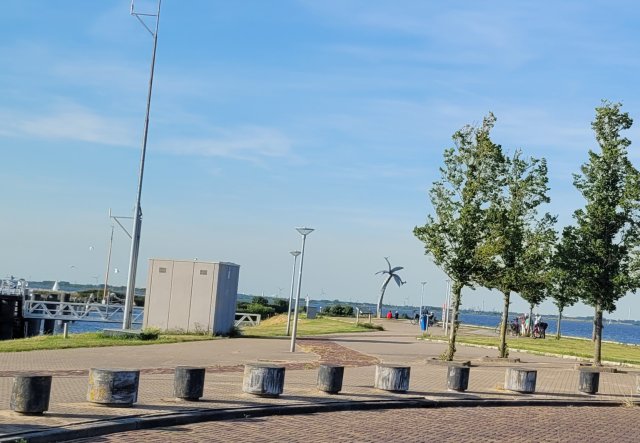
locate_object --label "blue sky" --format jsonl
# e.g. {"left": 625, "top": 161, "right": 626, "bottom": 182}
{"left": 2, "top": 0, "right": 640, "bottom": 318}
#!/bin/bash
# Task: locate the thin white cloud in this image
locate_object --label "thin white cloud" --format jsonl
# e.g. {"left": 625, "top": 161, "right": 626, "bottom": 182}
{"left": 0, "top": 104, "right": 136, "bottom": 147}
{"left": 155, "top": 126, "right": 294, "bottom": 162}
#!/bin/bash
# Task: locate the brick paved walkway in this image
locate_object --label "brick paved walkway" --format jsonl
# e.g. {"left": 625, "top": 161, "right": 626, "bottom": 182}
{"left": 0, "top": 320, "right": 638, "bottom": 442}
{"left": 66, "top": 406, "right": 640, "bottom": 443}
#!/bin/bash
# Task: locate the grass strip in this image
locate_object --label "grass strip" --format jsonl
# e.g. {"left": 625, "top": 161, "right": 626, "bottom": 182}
{"left": 439, "top": 335, "right": 640, "bottom": 365}
{"left": 0, "top": 332, "right": 216, "bottom": 353}
{"left": 241, "top": 315, "right": 383, "bottom": 337}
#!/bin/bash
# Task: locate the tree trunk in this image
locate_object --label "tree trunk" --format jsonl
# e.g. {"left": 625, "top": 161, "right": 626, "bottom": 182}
{"left": 376, "top": 276, "right": 392, "bottom": 318}
{"left": 528, "top": 303, "right": 534, "bottom": 337}
{"left": 556, "top": 308, "right": 563, "bottom": 340}
{"left": 498, "top": 291, "right": 510, "bottom": 358}
{"left": 593, "top": 304, "right": 603, "bottom": 366}
{"left": 444, "top": 282, "right": 463, "bottom": 361}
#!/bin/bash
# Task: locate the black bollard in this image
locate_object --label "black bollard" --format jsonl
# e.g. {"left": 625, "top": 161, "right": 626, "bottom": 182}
{"left": 374, "top": 364, "right": 410, "bottom": 392}
{"left": 87, "top": 368, "right": 140, "bottom": 406}
{"left": 504, "top": 368, "right": 537, "bottom": 393}
{"left": 11, "top": 374, "right": 52, "bottom": 415}
{"left": 242, "top": 363, "right": 285, "bottom": 397}
{"left": 174, "top": 366, "right": 206, "bottom": 400}
{"left": 447, "top": 363, "right": 470, "bottom": 392}
{"left": 317, "top": 364, "right": 344, "bottom": 394}
{"left": 578, "top": 368, "right": 600, "bottom": 395}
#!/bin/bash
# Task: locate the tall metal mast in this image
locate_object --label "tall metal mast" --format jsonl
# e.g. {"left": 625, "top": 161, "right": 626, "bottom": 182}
{"left": 123, "top": 0, "right": 162, "bottom": 329}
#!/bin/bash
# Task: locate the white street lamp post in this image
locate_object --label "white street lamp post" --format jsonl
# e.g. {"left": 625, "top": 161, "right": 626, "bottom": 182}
{"left": 420, "top": 281, "right": 427, "bottom": 328}
{"left": 444, "top": 279, "right": 451, "bottom": 334}
{"left": 285, "top": 250, "right": 301, "bottom": 336}
{"left": 290, "top": 227, "right": 314, "bottom": 352}
{"left": 102, "top": 225, "right": 114, "bottom": 304}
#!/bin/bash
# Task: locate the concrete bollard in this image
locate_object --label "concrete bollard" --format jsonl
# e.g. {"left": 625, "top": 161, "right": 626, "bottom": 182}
{"left": 10, "top": 374, "right": 52, "bottom": 414}
{"left": 504, "top": 368, "right": 537, "bottom": 393}
{"left": 578, "top": 368, "right": 600, "bottom": 395}
{"left": 317, "top": 364, "right": 344, "bottom": 394}
{"left": 447, "top": 363, "right": 470, "bottom": 392}
{"left": 374, "top": 364, "right": 410, "bottom": 392}
{"left": 87, "top": 368, "right": 140, "bottom": 406}
{"left": 174, "top": 366, "right": 206, "bottom": 401}
{"left": 242, "top": 363, "right": 285, "bottom": 397}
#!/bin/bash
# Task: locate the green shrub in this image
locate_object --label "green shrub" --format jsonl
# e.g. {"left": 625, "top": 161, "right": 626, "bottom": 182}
{"left": 360, "top": 322, "right": 384, "bottom": 331}
{"left": 139, "top": 327, "right": 160, "bottom": 341}
{"left": 252, "top": 296, "right": 270, "bottom": 306}
{"left": 243, "top": 303, "right": 276, "bottom": 318}
{"left": 324, "top": 304, "right": 354, "bottom": 317}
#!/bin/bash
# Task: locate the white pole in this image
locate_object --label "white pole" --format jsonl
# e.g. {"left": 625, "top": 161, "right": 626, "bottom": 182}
{"left": 444, "top": 280, "right": 451, "bottom": 335}
{"left": 443, "top": 280, "right": 447, "bottom": 333}
{"left": 447, "top": 281, "right": 453, "bottom": 333}
{"left": 285, "top": 251, "right": 300, "bottom": 336}
{"left": 420, "top": 281, "right": 426, "bottom": 329}
{"left": 102, "top": 225, "right": 114, "bottom": 304}
{"left": 290, "top": 228, "right": 313, "bottom": 352}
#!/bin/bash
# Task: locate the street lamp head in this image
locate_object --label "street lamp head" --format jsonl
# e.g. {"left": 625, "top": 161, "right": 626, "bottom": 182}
{"left": 296, "top": 227, "right": 314, "bottom": 236}
{"left": 421, "top": 281, "right": 427, "bottom": 285}
{"left": 290, "top": 250, "right": 301, "bottom": 257}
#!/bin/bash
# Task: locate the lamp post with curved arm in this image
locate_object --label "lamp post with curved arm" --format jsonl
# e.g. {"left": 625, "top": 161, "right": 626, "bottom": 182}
{"left": 285, "top": 250, "right": 301, "bottom": 336}
{"left": 420, "top": 281, "right": 427, "bottom": 328}
{"left": 290, "top": 227, "right": 314, "bottom": 352}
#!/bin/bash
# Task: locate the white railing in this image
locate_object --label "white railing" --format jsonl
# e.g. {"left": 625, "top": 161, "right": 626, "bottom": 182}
{"left": 22, "top": 300, "right": 143, "bottom": 323}
{"left": 234, "top": 312, "right": 261, "bottom": 327}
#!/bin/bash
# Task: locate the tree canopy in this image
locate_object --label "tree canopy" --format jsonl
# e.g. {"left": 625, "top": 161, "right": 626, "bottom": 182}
{"left": 563, "top": 101, "right": 640, "bottom": 364}
{"left": 414, "top": 113, "right": 504, "bottom": 360}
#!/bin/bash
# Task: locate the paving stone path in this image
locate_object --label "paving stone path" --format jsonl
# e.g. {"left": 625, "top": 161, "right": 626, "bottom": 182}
{"left": 66, "top": 405, "right": 640, "bottom": 442}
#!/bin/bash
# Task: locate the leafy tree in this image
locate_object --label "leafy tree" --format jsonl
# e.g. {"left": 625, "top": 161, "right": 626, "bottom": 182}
{"left": 516, "top": 220, "right": 556, "bottom": 337}
{"left": 478, "top": 149, "right": 554, "bottom": 355}
{"left": 548, "top": 231, "right": 580, "bottom": 339}
{"left": 241, "top": 303, "right": 276, "bottom": 318}
{"left": 565, "top": 101, "right": 640, "bottom": 365}
{"left": 375, "top": 257, "right": 405, "bottom": 318}
{"left": 252, "top": 296, "right": 269, "bottom": 306}
{"left": 414, "top": 114, "right": 504, "bottom": 360}
{"left": 325, "top": 304, "right": 354, "bottom": 317}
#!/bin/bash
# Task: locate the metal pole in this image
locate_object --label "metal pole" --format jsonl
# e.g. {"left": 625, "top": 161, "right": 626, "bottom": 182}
{"left": 444, "top": 279, "right": 450, "bottom": 334}
{"left": 447, "top": 280, "right": 452, "bottom": 334}
{"left": 290, "top": 228, "right": 313, "bottom": 352}
{"left": 102, "top": 225, "right": 114, "bottom": 304}
{"left": 420, "top": 281, "right": 426, "bottom": 329}
{"left": 123, "top": 0, "right": 162, "bottom": 329}
{"left": 285, "top": 251, "right": 300, "bottom": 336}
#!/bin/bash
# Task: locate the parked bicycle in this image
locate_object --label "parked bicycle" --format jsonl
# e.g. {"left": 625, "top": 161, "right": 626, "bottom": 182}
{"left": 532, "top": 322, "right": 548, "bottom": 339}
{"left": 495, "top": 319, "right": 519, "bottom": 336}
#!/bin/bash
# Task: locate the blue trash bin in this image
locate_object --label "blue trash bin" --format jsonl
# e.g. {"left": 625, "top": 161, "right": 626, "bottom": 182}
{"left": 420, "top": 314, "right": 428, "bottom": 331}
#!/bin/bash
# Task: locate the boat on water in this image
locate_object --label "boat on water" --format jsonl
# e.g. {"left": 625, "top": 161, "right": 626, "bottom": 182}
{"left": 0, "top": 276, "right": 28, "bottom": 296}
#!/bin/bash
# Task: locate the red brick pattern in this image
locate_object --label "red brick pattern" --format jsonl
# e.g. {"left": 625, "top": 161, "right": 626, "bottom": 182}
{"left": 68, "top": 406, "right": 640, "bottom": 442}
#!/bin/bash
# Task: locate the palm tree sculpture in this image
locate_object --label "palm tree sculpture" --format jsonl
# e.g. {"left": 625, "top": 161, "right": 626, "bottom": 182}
{"left": 375, "top": 257, "right": 405, "bottom": 318}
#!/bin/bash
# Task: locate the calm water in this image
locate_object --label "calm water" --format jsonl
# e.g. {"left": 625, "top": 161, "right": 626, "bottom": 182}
{"left": 371, "top": 305, "right": 640, "bottom": 345}
{"left": 457, "top": 312, "right": 640, "bottom": 345}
